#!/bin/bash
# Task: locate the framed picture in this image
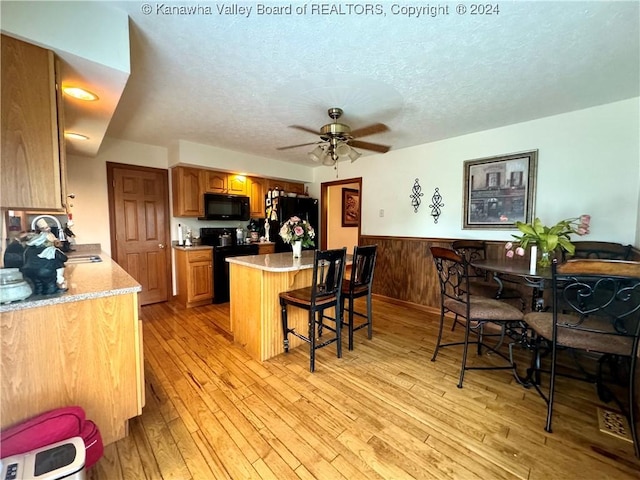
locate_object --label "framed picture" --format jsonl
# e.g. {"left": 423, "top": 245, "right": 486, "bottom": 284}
{"left": 463, "top": 150, "right": 538, "bottom": 229}
{"left": 342, "top": 188, "right": 360, "bottom": 227}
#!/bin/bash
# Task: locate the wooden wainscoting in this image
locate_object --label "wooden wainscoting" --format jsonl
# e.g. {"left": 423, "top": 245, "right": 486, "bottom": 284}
{"left": 360, "top": 236, "right": 453, "bottom": 310}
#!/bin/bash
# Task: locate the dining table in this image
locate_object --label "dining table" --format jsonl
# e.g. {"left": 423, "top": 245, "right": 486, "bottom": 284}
{"left": 472, "top": 257, "right": 554, "bottom": 311}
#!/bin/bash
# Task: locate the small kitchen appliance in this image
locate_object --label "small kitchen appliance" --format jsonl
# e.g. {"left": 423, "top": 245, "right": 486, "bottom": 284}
{"left": 0, "top": 436, "right": 86, "bottom": 480}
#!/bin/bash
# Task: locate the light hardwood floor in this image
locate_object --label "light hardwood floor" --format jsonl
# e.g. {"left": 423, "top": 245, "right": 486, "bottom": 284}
{"left": 88, "top": 298, "right": 640, "bottom": 479}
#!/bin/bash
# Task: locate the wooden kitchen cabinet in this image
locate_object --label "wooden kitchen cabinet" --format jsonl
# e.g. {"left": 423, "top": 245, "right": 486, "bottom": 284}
{"left": 175, "top": 247, "right": 213, "bottom": 307}
{"left": 203, "top": 171, "right": 247, "bottom": 195}
{"left": 227, "top": 174, "right": 247, "bottom": 195}
{"left": 203, "top": 170, "right": 227, "bottom": 193}
{"left": 172, "top": 166, "right": 204, "bottom": 217}
{"left": 248, "top": 176, "right": 265, "bottom": 218}
{"left": 266, "top": 179, "right": 305, "bottom": 195}
{"left": 172, "top": 164, "right": 303, "bottom": 218}
{"left": 1, "top": 34, "right": 67, "bottom": 211}
{"left": 1, "top": 291, "right": 144, "bottom": 446}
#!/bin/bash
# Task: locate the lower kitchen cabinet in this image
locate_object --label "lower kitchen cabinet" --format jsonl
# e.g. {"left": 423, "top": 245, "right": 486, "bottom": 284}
{"left": 175, "top": 246, "right": 213, "bottom": 307}
{"left": 0, "top": 292, "right": 143, "bottom": 446}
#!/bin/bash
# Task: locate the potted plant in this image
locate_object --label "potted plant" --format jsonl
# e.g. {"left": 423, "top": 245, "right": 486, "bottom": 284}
{"left": 505, "top": 215, "right": 591, "bottom": 267}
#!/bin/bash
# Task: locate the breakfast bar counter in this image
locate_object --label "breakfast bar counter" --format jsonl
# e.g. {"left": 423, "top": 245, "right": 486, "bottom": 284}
{"left": 227, "top": 251, "right": 319, "bottom": 361}
{"left": 0, "top": 250, "right": 144, "bottom": 446}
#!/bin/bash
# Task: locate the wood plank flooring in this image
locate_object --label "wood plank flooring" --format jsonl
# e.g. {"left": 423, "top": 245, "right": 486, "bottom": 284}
{"left": 88, "top": 298, "right": 640, "bottom": 479}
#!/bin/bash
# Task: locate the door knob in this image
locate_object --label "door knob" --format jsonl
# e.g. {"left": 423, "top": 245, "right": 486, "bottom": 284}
{"left": 159, "top": 243, "right": 165, "bottom": 249}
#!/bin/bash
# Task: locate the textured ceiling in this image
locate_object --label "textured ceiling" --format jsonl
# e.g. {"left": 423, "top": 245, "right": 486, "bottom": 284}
{"left": 101, "top": 1, "right": 639, "bottom": 167}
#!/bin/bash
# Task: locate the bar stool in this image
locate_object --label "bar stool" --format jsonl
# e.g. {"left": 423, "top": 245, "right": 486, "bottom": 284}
{"left": 342, "top": 245, "right": 378, "bottom": 350}
{"left": 280, "top": 248, "right": 347, "bottom": 372}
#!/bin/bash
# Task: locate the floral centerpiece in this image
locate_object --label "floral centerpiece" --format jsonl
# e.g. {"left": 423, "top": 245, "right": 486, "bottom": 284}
{"left": 279, "top": 216, "right": 315, "bottom": 248}
{"left": 505, "top": 215, "right": 591, "bottom": 267}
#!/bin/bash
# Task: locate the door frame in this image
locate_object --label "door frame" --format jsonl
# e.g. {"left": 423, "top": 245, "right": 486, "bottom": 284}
{"left": 106, "top": 162, "right": 172, "bottom": 303}
{"left": 320, "top": 177, "right": 362, "bottom": 250}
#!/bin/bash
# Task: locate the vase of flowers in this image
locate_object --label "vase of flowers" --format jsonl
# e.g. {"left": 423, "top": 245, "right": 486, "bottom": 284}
{"left": 279, "top": 216, "right": 315, "bottom": 257}
{"left": 505, "top": 215, "right": 591, "bottom": 268}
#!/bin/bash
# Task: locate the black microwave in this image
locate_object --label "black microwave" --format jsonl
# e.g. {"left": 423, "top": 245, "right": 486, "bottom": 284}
{"left": 200, "top": 193, "right": 250, "bottom": 221}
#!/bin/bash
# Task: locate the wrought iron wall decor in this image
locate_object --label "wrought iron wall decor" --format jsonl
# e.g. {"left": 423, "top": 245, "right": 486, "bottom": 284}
{"left": 410, "top": 178, "right": 423, "bottom": 213}
{"left": 429, "top": 187, "right": 444, "bottom": 223}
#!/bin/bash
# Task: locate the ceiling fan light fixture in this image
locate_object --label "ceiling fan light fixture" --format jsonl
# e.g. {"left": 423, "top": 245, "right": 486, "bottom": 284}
{"left": 321, "top": 151, "right": 336, "bottom": 166}
{"left": 307, "top": 145, "right": 324, "bottom": 162}
{"left": 335, "top": 141, "right": 351, "bottom": 157}
{"left": 347, "top": 148, "right": 362, "bottom": 162}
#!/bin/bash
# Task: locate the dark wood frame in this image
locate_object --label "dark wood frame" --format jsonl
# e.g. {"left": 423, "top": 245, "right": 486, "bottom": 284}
{"left": 463, "top": 150, "right": 537, "bottom": 229}
{"left": 341, "top": 188, "right": 360, "bottom": 227}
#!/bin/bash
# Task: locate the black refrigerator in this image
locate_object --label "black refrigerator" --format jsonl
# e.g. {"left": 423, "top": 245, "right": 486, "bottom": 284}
{"left": 265, "top": 196, "right": 319, "bottom": 253}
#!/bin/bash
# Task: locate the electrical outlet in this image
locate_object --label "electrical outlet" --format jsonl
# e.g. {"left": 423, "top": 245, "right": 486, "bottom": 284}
{"left": 379, "top": 209, "right": 384, "bottom": 217}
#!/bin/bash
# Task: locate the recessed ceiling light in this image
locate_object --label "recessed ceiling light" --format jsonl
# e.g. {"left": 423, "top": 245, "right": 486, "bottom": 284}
{"left": 65, "top": 132, "right": 89, "bottom": 141}
{"left": 63, "top": 86, "right": 99, "bottom": 101}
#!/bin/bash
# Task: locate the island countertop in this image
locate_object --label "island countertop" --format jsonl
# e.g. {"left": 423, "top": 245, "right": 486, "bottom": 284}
{"left": 0, "top": 251, "right": 141, "bottom": 313}
{"left": 226, "top": 250, "right": 317, "bottom": 272}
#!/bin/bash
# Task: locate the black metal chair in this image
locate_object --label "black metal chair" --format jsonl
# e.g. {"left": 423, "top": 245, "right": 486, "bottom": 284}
{"left": 280, "top": 248, "right": 347, "bottom": 372}
{"left": 341, "top": 245, "right": 378, "bottom": 350}
{"left": 524, "top": 259, "right": 640, "bottom": 457}
{"left": 430, "top": 246, "right": 525, "bottom": 388}
{"left": 452, "top": 240, "right": 526, "bottom": 312}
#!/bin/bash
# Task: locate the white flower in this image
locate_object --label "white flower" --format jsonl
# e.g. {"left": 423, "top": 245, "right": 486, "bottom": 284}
{"left": 279, "top": 217, "right": 315, "bottom": 248}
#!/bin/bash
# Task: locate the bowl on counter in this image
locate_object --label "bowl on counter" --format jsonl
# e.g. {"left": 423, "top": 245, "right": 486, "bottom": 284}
{"left": 0, "top": 268, "right": 33, "bottom": 303}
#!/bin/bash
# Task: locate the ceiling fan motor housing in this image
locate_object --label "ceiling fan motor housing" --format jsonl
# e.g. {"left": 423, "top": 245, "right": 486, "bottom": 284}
{"left": 320, "top": 122, "right": 351, "bottom": 141}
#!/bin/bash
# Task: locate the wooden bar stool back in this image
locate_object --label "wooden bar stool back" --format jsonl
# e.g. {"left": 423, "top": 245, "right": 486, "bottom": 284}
{"left": 280, "top": 248, "right": 347, "bottom": 372}
{"left": 342, "top": 245, "right": 378, "bottom": 350}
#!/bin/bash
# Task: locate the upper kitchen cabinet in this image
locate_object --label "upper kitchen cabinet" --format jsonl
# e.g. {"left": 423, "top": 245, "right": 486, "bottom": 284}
{"left": 266, "top": 179, "right": 305, "bottom": 195}
{"left": 172, "top": 166, "right": 203, "bottom": 217}
{"left": 202, "top": 170, "right": 227, "bottom": 193}
{"left": 1, "top": 35, "right": 66, "bottom": 211}
{"left": 203, "top": 171, "right": 247, "bottom": 195}
{"left": 248, "top": 177, "right": 265, "bottom": 218}
{"left": 227, "top": 174, "right": 247, "bottom": 195}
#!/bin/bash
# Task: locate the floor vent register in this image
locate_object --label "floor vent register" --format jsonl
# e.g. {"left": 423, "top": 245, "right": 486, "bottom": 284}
{"left": 597, "top": 407, "right": 633, "bottom": 443}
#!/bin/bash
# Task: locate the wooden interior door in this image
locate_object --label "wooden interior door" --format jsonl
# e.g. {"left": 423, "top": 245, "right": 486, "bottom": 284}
{"left": 108, "top": 163, "right": 171, "bottom": 305}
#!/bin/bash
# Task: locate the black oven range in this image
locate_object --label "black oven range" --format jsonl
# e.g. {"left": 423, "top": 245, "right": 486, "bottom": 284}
{"left": 199, "top": 227, "right": 259, "bottom": 303}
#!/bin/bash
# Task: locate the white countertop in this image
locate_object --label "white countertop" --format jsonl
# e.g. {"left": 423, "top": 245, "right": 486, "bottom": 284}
{"left": 226, "top": 251, "right": 316, "bottom": 272}
{"left": 226, "top": 250, "right": 352, "bottom": 272}
{"left": 0, "top": 250, "right": 141, "bottom": 312}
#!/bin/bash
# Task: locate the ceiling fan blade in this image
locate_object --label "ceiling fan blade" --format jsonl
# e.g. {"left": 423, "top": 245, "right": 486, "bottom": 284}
{"left": 350, "top": 140, "right": 390, "bottom": 153}
{"left": 350, "top": 123, "right": 389, "bottom": 138}
{"left": 289, "top": 125, "right": 319, "bottom": 135}
{"left": 276, "top": 141, "right": 321, "bottom": 151}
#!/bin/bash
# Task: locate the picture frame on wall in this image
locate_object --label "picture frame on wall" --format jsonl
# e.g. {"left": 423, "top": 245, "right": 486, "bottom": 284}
{"left": 463, "top": 150, "right": 538, "bottom": 229}
{"left": 342, "top": 188, "right": 360, "bottom": 227}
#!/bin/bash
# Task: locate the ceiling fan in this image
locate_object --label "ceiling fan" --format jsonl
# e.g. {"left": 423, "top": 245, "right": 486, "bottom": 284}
{"left": 277, "top": 107, "right": 391, "bottom": 166}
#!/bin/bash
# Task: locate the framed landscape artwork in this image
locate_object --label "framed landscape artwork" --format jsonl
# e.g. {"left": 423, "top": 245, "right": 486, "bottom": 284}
{"left": 342, "top": 188, "right": 360, "bottom": 227}
{"left": 463, "top": 150, "right": 538, "bottom": 229}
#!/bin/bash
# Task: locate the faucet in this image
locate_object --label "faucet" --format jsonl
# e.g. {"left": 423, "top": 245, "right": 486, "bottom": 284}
{"left": 31, "top": 215, "right": 65, "bottom": 241}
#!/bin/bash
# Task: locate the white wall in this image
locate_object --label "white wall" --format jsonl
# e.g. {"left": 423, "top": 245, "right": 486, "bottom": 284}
{"left": 66, "top": 138, "right": 168, "bottom": 256}
{"left": 169, "top": 140, "right": 314, "bottom": 182}
{"left": 67, "top": 97, "right": 640, "bottom": 259}
{"left": 314, "top": 98, "right": 640, "bottom": 246}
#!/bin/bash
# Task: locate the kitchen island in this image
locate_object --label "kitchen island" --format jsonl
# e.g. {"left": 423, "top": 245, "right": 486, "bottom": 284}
{"left": 227, "top": 251, "right": 347, "bottom": 362}
{"left": 0, "top": 250, "right": 144, "bottom": 446}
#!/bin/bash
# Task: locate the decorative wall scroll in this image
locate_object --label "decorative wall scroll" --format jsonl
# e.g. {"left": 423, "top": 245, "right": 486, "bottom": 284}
{"left": 429, "top": 188, "right": 444, "bottom": 223}
{"left": 463, "top": 150, "right": 538, "bottom": 229}
{"left": 410, "top": 178, "right": 424, "bottom": 213}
